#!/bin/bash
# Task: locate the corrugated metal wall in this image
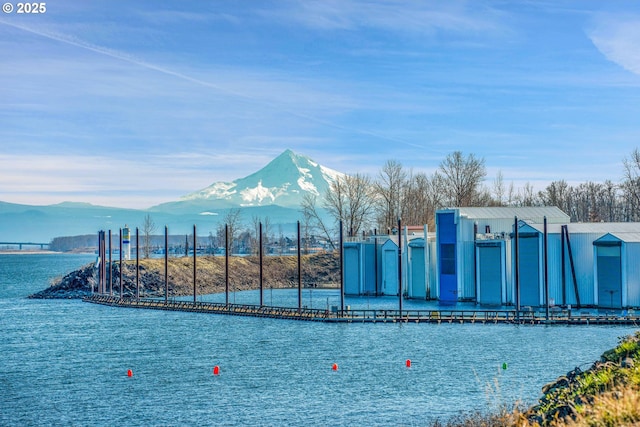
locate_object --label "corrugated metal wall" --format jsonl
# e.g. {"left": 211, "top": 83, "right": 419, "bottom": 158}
{"left": 363, "top": 243, "right": 376, "bottom": 295}
{"left": 381, "top": 240, "right": 398, "bottom": 296}
{"left": 437, "top": 211, "right": 458, "bottom": 303}
{"left": 343, "top": 243, "right": 361, "bottom": 295}
{"left": 476, "top": 243, "right": 504, "bottom": 305}
{"left": 428, "top": 239, "right": 438, "bottom": 299}
{"left": 518, "top": 235, "right": 541, "bottom": 306}
{"left": 626, "top": 243, "right": 640, "bottom": 306}
{"left": 563, "top": 233, "right": 597, "bottom": 306}
{"left": 596, "top": 244, "right": 622, "bottom": 308}
{"left": 408, "top": 239, "right": 426, "bottom": 299}
{"left": 461, "top": 241, "right": 476, "bottom": 299}
{"left": 545, "top": 233, "right": 564, "bottom": 306}
{"left": 460, "top": 217, "right": 518, "bottom": 301}
{"left": 535, "top": 232, "right": 599, "bottom": 307}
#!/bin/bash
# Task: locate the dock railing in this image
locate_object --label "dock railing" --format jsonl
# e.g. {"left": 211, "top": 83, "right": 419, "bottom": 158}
{"left": 84, "top": 295, "right": 640, "bottom": 325}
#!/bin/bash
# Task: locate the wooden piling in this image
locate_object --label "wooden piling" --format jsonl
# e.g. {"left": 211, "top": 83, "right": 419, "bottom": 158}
{"left": 297, "top": 221, "right": 302, "bottom": 313}
{"left": 339, "top": 220, "right": 344, "bottom": 314}
{"left": 225, "top": 224, "right": 229, "bottom": 306}
{"left": 108, "top": 230, "right": 112, "bottom": 295}
{"left": 514, "top": 216, "right": 520, "bottom": 320}
{"left": 193, "top": 224, "right": 197, "bottom": 303}
{"left": 136, "top": 227, "right": 139, "bottom": 301}
{"left": 259, "top": 222, "right": 263, "bottom": 307}
{"left": 398, "top": 217, "right": 403, "bottom": 317}
{"left": 164, "top": 226, "right": 168, "bottom": 304}
{"left": 119, "top": 228, "right": 123, "bottom": 298}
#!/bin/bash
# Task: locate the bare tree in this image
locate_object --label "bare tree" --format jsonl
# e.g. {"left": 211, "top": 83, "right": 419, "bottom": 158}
{"left": 208, "top": 231, "right": 215, "bottom": 254}
{"left": 622, "top": 148, "right": 640, "bottom": 221}
{"left": 599, "top": 180, "right": 620, "bottom": 222}
{"left": 374, "top": 160, "right": 407, "bottom": 232}
{"left": 251, "top": 215, "right": 272, "bottom": 255}
{"left": 515, "top": 182, "right": 536, "bottom": 207}
{"left": 506, "top": 181, "right": 516, "bottom": 206}
{"left": 438, "top": 151, "right": 486, "bottom": 207}
{"left": 539, "top": 180, "right": 570, "bottom": 212}
{"left": 222, "top": 208, "right": 242, "bottom": 254}
{"left": 142, "top": 214, "right": 156, "bottom": 258}
{"left": 324, "top": 173, "right": 375, "bottom": 237}
{"left": 301, "top": 193, "right": 335, "bottom": 250}
{"left": 492, "top": 171, "right": 505, "bottom": 206}
{"left": 401, "top": 172, "right": 443, "bottom": 228}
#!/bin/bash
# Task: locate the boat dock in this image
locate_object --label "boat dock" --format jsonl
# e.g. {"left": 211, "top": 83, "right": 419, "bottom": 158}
{"left": 84, "top": 295, "right": 640, "bottom": 325}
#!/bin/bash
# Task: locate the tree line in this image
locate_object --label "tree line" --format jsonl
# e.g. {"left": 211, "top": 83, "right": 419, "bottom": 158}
{"left": 302, "top": 148, "right": 640, "bottom": 243}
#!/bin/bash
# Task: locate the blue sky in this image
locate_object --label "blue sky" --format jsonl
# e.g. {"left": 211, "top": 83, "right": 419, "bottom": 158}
{"left": 1, "top": 0, "right": 640, "bottom": 208}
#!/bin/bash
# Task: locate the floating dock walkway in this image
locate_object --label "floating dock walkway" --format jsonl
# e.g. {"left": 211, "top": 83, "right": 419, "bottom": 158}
{"left": 84, "top": 295, "right": 640, "bottom": 325}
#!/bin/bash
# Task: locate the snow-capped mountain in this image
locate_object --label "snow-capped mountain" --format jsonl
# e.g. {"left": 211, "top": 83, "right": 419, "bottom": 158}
{"left": 181, "top": 149, "right": 344, "bottom": 208}
{"left": 0, "top": 150, "right": 343, "bottom": 241}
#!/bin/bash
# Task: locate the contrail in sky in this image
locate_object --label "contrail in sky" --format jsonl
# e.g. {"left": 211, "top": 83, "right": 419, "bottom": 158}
{"left": 0, "top": 19, "right": 423, "bottom": 148}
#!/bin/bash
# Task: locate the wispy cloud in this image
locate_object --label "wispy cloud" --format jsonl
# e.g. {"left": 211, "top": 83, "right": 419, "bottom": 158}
{"left": 264, "top": 0, "right": 506, "bottom": 34}
{"left": 0, "top": 153, "right": 236, "bottom": 208}
{"left": 0, "top": 17, "right": 424, "bottom": 151}
{"left": 588, "top": 14, "right": 640, "bottom": 76}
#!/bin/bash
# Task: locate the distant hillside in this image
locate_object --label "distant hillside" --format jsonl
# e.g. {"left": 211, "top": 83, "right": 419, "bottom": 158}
{"left": 0, "top": 150, "right": 338, "bottom": 242}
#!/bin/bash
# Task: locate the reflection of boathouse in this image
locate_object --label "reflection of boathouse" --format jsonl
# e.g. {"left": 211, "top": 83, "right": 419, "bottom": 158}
{"left": 343, "top": 206, "right": 640, "bottom": 309}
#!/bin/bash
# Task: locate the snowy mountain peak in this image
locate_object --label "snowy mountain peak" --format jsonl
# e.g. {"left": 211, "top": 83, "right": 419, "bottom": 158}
{"left": 181, "top": 150, "right": 344, "bottom": 208}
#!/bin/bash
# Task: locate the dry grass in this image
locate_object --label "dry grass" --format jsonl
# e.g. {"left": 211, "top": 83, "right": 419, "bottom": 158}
{"left": 430, "top": 386, "right": 640, "bottom": 427}
{"left": 563, "top": 386, "right": 640, "bottom": 427}
{"left": 117, "top": 252, "right": 339, "bottom": 297}
{"left": 436, "top": 332, "right": 640, "bottom": 427}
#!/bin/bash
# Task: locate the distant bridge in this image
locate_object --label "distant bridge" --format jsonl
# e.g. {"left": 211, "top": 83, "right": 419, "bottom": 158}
{"left": 0, "top": 241, "right": 50, "bottom": 250}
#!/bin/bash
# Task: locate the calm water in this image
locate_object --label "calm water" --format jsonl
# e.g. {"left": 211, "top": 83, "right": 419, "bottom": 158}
{"left": 1, "top": 254, "right": 637, "bottom": 426}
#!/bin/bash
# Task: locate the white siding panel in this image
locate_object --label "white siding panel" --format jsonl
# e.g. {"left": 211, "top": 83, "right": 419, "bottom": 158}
{"left": 565, "top": 233, "right": 597, "bottom": 305}
{"left": 505, "top": 239, "right": 514, "bottom": 304}
{"left": 428, "top": 240, "right": 438, "bottom": 299}
{"left": 626, "top": 243, "right": 640, "bottom": 307}
{"left": 545, "top": 234, "right": 564, "bottom": 306}
{"left": 462, "top": 241, "right": 476, "bottom": 298}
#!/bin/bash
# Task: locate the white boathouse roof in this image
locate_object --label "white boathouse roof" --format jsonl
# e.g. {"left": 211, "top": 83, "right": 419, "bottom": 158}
{"left": 445, "top": 206, "right": 569, "bottom": 223}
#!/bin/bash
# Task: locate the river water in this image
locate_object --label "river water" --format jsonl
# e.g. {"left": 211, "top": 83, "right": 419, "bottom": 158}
{"left": 1, "top": 253, "right": 637, "bottom": 426}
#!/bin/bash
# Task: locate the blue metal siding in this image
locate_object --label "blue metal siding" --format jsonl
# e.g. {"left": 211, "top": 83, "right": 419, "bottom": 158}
{"left": 437, "top": 212, "right": 458, "bottom": 303}
{"left": 409, "top": 240, "right": 426, "bottom": 299}
{"left": 596, "top": 245, "right": 622, "bottom": 308}
{"left": 344, "top": 244, "right": 361, "bottom": 295}
{"left": 518, "top": 235, "right": 541, "bottom": 306}
{"left": 478, "top": 244, "right": 502, "bottom": 305}
{"left": 363, "top": 243, "right": 376, "bottom": 295}
{"left": 381, "top": 241, "right": 398, "bottom": 296}
{"left": 626, "top": 244, "right": 640, "bottom": 306}
{"left": 428, "top": 239, "right": 438, "bottom": 299}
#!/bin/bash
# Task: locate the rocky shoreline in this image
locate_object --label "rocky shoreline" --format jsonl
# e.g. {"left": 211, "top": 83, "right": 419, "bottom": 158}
{"left": 29, "top": 252, "right": 340, "bottom": 299}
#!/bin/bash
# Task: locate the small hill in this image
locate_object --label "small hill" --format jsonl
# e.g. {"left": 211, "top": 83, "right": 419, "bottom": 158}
{"left": 29, "top": 252, "right": 340, "bottom": 299}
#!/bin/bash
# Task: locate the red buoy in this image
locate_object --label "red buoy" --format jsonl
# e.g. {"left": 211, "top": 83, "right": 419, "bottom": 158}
{"left": 406, "top": 359, "right": 411, "bottom": 368}
{"left": 332, "top": 363, "right": 338, "bottom": 371}
{"left": 213, "top": 365, "right": 220, "bottom": 376}
{"left": 127, "top": 369, "right": 133, "bottom": 377}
